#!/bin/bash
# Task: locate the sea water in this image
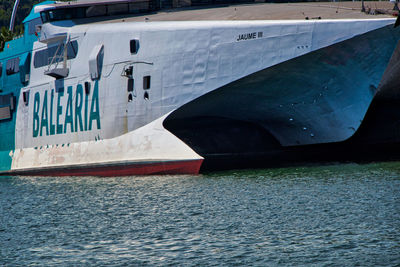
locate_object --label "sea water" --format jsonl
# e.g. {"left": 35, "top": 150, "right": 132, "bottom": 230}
{"left": 0, "top": 162, "right": 399, "bottom": 266}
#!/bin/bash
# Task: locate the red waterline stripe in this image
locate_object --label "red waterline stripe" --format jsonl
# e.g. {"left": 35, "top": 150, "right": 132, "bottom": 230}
{"left": 10, "top": 159, "right": 203, "bottom": 177}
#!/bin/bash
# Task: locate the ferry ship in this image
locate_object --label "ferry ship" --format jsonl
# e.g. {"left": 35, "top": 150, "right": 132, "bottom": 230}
{"left": 0, "top": 0, "right": 399, "bottom": 176}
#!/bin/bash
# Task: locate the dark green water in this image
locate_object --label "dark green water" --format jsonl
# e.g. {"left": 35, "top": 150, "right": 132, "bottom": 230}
{"left": 1, "top": 162, "right": 399, "bottom": 266}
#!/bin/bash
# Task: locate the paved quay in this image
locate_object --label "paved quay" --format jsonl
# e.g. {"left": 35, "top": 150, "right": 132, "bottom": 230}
{"left": 117, "top": 1, "right": 397, "bottom": 22}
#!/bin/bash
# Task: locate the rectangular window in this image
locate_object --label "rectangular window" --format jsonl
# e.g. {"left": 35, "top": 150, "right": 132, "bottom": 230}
{"left": 128, "top": 78, "right": 134, "bottom": 92}
{"left": 40, "top": 12, "right": 49, "bottom": 23}
{"left": 86, "top": 5, "right": 107, "bottom": 17}
{"left": 0, "top": 93, "right": 14, "bottom": 120}
{"left": 28, "top": 18, "right": 42, "bottom": 35}
{"left": 6, "top": 58, "right": 20, "bottom": 75}
{"left": 40, "top": 3, "right": 153, "bottom": 24}
{"left": 143, "top": 76, "right": 150, "bottom": 90}
{"left": 22, "top": 90, "right": 29, "bottom": 105}
{"left": 129, "top": 2, "right": 149, "bottom": 13}
{"left": 0, "top": 106, "right": 11, "bottom": 120}
{"left": 84, "top": 82, "right": 90, "bottom": 94}
{"left": 130, "top": 39, "right": 139, "bottom": 54}
{"left": 67, "top": 40, "right": 79, "bottom": 58}
{"left": 34, "top": 40, "right": 79, "bottom": 68}
{"left": 108, "top": 4, "right": 129, "bottom": 15}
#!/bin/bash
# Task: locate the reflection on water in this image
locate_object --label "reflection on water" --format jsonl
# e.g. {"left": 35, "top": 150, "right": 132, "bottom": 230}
{"left": 1, "top": 162, "right": 399, "bottom": 265}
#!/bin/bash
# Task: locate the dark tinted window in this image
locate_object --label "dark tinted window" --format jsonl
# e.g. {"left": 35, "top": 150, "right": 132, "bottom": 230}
{"left": 40, "top": 12, "right": 48, "bottom": 23}
{"left": 128, "top": 78, "right": 134, "bottom": 92}
{"left": 34, "top": 40, "right": 79, "bottom": 68}
{"left": 108, "top": 4, "right": 129, "bottom": 15}
{"left": 42, "top": 7, "right": 86, "bottom": 23}
{"left": 48, "top": 10, "right": 63, "bottom": 21}
{"left": 130, "top": 39, "right": 139, "bottom": 54}
{"left": 129, "top": 2, "right": 150, "bottom": 13}
{"left": 28, "top": 18, "right": 42, "bottom": 35}
{"left": 143, "top": 76, "right": 150, "bottom": 90}
{"left": 86, "top": 6, "right": 107, "bottom": 17}
{"left": 6, "top": 58, "right": 20, "bottom": 75}
{"left": 40, "top": 2, "right": 152, "bottom": 23}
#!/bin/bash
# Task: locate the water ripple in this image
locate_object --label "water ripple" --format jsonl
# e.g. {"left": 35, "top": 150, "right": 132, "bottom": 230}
{"left": 0, "top": 162, "right": 400, "bottom": 265}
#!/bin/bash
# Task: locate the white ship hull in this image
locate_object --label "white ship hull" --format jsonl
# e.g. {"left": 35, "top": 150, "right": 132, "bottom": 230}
{"left": 1, "top": 1, "right": 399, "bottom": 175}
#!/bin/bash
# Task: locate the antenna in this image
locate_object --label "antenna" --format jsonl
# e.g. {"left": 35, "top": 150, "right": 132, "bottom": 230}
{"left": 9, "top": 0, "right": 21, "bottom": 32}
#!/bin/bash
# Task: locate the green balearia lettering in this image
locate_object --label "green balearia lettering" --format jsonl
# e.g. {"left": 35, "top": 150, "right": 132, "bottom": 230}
{"left": 75, "top": 84, "right": 84, "bottom": 132}
{"left": 64, "top": 86, "right": 74, "bottom": 133}
{"left": 49, "top": 89, "right": 56, "bottom": 135}
{"left": 32, "top": 82, "right": 101, "bottom": 138}
{"left": 56, "top": 90, "right": 64, "bottom": 134}
{"left": 40, "top": 90, "right": 49, "bottom": 136}
{"left": 32, "top": 92, "right": 40, "bottom": 137}
{"left": 89, "top": 81, "right": 101, "bottom": 131}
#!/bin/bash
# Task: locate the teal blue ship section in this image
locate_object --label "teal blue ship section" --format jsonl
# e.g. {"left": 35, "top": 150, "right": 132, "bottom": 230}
{"left": 0, "top": 2, "right": 54, "bottom": 172}
{"left": 0, "top": 38, "right": 29, "bottom": 171}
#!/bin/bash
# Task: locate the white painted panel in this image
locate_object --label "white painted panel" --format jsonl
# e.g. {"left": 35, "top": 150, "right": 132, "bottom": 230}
{"left": 11, "top": 114, "right": 203, "bottom": 171}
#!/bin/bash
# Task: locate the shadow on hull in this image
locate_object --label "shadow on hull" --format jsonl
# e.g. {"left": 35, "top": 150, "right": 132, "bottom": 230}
{"left": 165, "top": 97, "right": 400, "bottom": 172}
{"left": 164, "top": 23, "right": 400, "bottom": 172}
